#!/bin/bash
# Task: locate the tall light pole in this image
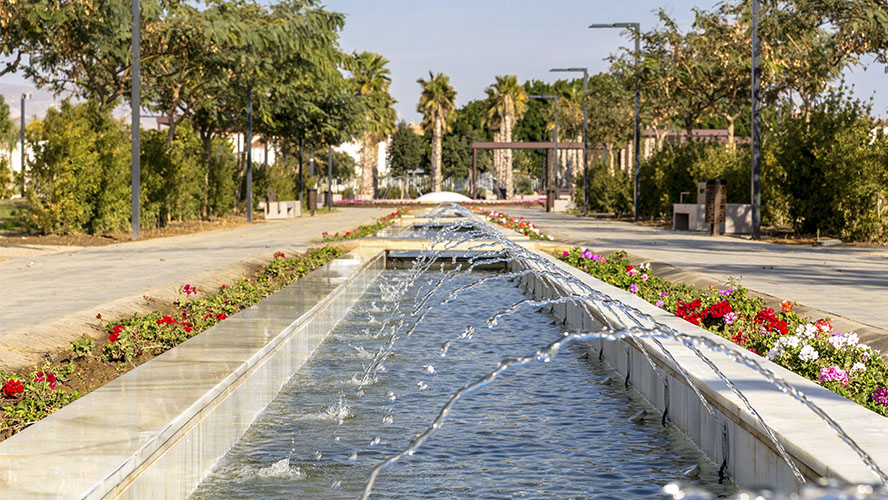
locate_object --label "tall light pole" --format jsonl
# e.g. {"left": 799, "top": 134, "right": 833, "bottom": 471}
{"left": 589, "top": 22, "right": 641, "bottom": 222}
{"left": 131, "top": 0, "right": 141, "bottom": 240}
{"left": 19, "top": 93, "right": 30, "bottom": 197}
{"left": 550, "top": 67, "right": 588, "bottom": 216}
{"left": 327, "top": 145, "right": 333, "bottom": 212}
{"left": 245, "top": 87, "right": 253, "bottom": 223}
{"left": 751, "top": 0, "right": 762, "bottom": 240}
{"left": 529, "top": 94, "right": 558, "bottom": 212}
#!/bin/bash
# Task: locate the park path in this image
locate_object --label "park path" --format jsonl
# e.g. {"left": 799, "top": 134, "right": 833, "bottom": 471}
{"left": 508, "top": 208, "right": 888, "bottom": 333}
{"left": 0, "top": 208, "right": 388, "bottom": 369}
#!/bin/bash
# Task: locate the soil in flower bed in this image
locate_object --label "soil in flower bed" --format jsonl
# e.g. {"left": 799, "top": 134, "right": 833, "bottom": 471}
{"left": 0, "top": 246, "right": 343, "bottom": 443}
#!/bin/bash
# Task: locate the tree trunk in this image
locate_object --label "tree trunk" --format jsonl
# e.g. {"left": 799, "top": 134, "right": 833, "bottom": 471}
{"left": 725, "top": 115, "right": 736, "bottom": 151}
{"left": 359, "top": 132, "right": 375, "bottom": 198}
{"left": 432, "top": 118, "right": 443, "bottom": 192}
{"left": 503, "top": 112, "right": 514, "bottom": 199}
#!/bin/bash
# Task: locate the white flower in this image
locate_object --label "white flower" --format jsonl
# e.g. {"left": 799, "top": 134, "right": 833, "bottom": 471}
{"left": 781, "top": 335, "right": 801, "bottom": 349}
{"left": 828, "top": 334, "right": 847, "bottom": 350}
{"left": 851, "top": 362, "right": 866, "bottom": 373}
{"left": 798, "top": 344, "right": 819, "bottom": 362}
{"left": 796, "top": 323, "right": 818, "bottom": 340}
{"left": 858, "top": 343, "right": 871, "bottom": 352}
{"left": 845, "top": 333, "right": 859, "bottom": 347}
{"left": 767, "top": 346, "right": 784, "bottom": 360}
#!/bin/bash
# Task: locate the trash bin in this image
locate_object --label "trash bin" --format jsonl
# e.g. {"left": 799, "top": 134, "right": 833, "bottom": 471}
{"left": 704, "top": 179, "right": 726, "bottom": 236}
{"left": 308, "top": 189, "right": 318, "bottom": 216}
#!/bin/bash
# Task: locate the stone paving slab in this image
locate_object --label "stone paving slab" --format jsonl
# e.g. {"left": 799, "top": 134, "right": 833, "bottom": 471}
{"left": 509, "top": 208, "right": 888, "bottom": 344}
{"left": 0, "top": 208, "right": 389, "bottom": 371}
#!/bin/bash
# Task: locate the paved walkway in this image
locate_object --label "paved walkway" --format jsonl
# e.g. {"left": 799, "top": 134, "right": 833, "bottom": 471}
{"left": 509, "top": 208, "right": 888, "bottom": 333}
{"left": 0, "top": 208, "right": 388, "bottom": 369}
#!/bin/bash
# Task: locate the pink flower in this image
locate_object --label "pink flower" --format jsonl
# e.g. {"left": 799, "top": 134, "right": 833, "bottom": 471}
{"left": 818, "top": 366, "right": 850, "bottom": 386}
{"left": 630, "top": 284, "right": 638, "bottom": 294}
{"left": 627, "top": 268, "right": 639, "bottom": 276}
{"left": 873, "top": 388, "right": 888, "bottom": 407}
{"left": 641, "top": 273, "right": 648, "bottom": 281}
{"left": 723, "top": 312, "right": 736, "bottom": 325}
{"left": 656, "top": 300, "right": 664, "bottom": 308}
{"left": 563, "top": 251, "right": 569, "bottom": 257}
{"left": 592, "top": 254, "right": 601, "bottom": 261}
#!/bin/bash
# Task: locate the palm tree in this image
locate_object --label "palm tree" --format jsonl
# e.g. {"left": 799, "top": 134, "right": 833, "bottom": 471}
{"left": 416, "top": 72, "right": 457, "bottom": 192}
{"left": 554, "top": 81, "right": 586, "bottom": 187}
{"left": 484, "top": 75, "right": 527, "bottom": 198}
{"left": 351, "top": 51, "right": 397, "bottom": 198}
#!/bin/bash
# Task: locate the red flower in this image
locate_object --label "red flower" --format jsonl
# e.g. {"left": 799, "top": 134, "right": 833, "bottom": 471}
{"left": 96, "top": 313, "right": 102, "bottom": 319}
{"left": 748, "top": 348, "right": 759, "bottom": 355}
{"left": 3, "top": 379, "right": 23, "bottom": 398}
{"left": 203, "top": 314, "right": 213, "bottom": 320}
{"left": 780, "top": 300, "right": 794, "bottom": 312}
{"left": 274, "top": 251, "right": 286, "bottom": 259}
{"left": 730, "top": 331, "right": 748, "bottom": 346}
{"left": 109, "top": 332, "right": 120, "bottom": 343}
{"left": 112, "top": 324, "right": 124, "bottom": 334}
{"left": 33, "top": 371, "right": 57, "bottom": 389}
{"left": 156, "top": 315, "right": 177, "bottom": 325}
{"left": 705, "top": 300, "right": 733, "bottom": 319}
{"left": 626, "top": 265, "right": 635, "bottom": 272}
{"left": 216, "top": 313, "right": 228, "bottom": 320}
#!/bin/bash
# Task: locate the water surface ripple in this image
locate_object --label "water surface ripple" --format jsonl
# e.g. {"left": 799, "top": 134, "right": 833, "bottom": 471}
{"left": 191, "top": 270, "right": 735, "bottom": 499}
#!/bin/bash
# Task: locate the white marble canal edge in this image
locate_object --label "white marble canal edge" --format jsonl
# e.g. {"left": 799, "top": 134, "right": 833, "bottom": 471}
{"left": 0, "top": 248, "right": 384, "bottom": 499}
{"left": 515, "top": 249, "right": 888, "bottom": 492}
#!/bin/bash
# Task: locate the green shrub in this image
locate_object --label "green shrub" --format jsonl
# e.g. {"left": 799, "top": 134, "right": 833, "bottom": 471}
{"left": 140, "top": 124, "right": 205, "bottom": 229}
{"left": 770, "top": 91, "right": 887, "bottom": 240}
{"left": 23, "top": 100, "right": 129, "bottom": 235}
{"left": 573, "top": 160, "right": 633, "bottom": 216}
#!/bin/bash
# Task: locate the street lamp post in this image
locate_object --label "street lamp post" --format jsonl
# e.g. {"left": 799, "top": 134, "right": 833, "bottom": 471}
{"left": 589, "top": 22, "right": 641, "bottom": 222}
{"left": 327, "top": 145, "right": 333, "bottom": 212}
{"left": 245, "top": 87, "right": 253, "bottom": 223}
{"left": 529, "top": 94, "right": 558, "bottom": 212}
{"left": 20, "top": 93, "right": 29, "bottom": 197}
{"left": 751, "top": 0, "right": 762, "bottom": 240}
{"left": 131, "top": 0, "right": 141, "bottom": 240}
{"left": 550, "top": 67, "right": 589, "bottom": 216}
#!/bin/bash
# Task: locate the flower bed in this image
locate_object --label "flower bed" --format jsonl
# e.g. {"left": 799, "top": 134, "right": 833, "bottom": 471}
{"left": 473, "top": 208, "right": 554, "bottom": 240}
{"left": 321, "top": 206, "right": 411, "bottom": 242}
{"left": 0, "top": 246, "right": 342, "bottom": 441}
{"left": 559, "top": 247, "right": 888, "bottom": 417}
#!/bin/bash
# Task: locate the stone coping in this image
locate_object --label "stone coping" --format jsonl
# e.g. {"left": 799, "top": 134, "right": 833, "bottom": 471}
{"left": 0, "top": 247, "right": 384, "bottom": 499}
{"left": 519, "top": 249, "right": 888, "bottom": 489}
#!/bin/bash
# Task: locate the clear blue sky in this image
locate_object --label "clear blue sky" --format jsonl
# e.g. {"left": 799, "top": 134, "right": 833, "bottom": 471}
{"left": 326, "top": 0, "right": 887, "bottom": 123}
{"left": 1, "top": 0, "right": 885, "bottom": 124}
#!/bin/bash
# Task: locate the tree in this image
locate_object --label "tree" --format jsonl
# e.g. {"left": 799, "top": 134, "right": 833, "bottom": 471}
{"left": 351, "top": 51, "right": 396, "bottom": 198}
{"left": 416, "top": 72, "right": 457, "bottom": 192}
{"left": 484, "top": 74, "right": 528, "bottom": 198}
{"left": 586, "top": 72, "right": 633, "bottom": 173}
{"left": 388, "top": 122, "right": 424, "bottom": 178}
{"left": 20, "top": 0, "right": 176, "bottom": 111}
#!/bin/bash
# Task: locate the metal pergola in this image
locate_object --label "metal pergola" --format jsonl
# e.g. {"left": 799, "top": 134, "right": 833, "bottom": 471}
{"left": 471, "top": 141, "right": 583, "bottom": 211}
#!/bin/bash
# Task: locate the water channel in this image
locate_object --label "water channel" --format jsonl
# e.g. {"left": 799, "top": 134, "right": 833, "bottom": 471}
{"left": 192, "top": 267, "right": 736, "bottom": 499}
